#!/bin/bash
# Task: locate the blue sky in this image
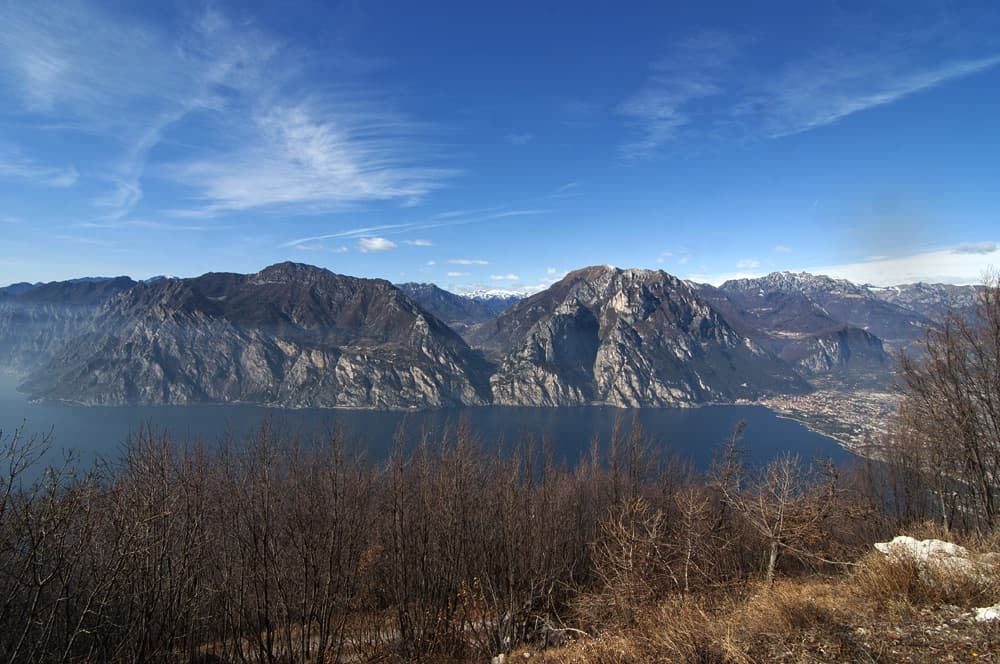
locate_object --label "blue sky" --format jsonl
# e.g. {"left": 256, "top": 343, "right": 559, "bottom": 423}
{"left": 1, "top": 0, "right": 999, "bottom": 290}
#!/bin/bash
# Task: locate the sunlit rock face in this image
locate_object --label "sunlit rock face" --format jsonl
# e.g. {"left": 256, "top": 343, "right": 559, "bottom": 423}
{"left": 475, "top": 266, "right": 809, "bottom": 407}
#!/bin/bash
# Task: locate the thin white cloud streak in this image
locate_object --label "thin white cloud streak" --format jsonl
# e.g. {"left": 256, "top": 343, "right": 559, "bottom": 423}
{"left": 449, "top": 259, "right": 489, "bottom": 265}
{"left": 54, "top": 234, "right": 115, "bottom": 246}
{"left": 447, "top": 271, "right": 469, "bottom": 277}
{"left": 0, "top": 148, "right": 78, "bottom": 187}
{"left": 774, "top": 244, "right": 792, "bottom": 253}
{"left": 432, "top": 207, "right": 503, "bottom": 220}
{"left": 490, "top": 273, "right": 519, "bottom": 281}
{"left": 620, "top": 27, "right": 1000, "bottom": 158}
{"left": 736, "top": 258, "right": 760, "bottom": 269}
{"left": 279, "top": 209, "right": 549, "bottom": 248}
{"left": 403, "top": 239, "right": 433, "bottom": 246}
{"left": 281, "top": 223, "right": 418, "bottom": 247}
{"left": 358, "top": 237, "right": 397, "bottom": 252}
{"left": 505, "top": 132, "right": 533, "bottom": 145}
{"left": 74, "top": 219, "right": 212, "bottom": 231}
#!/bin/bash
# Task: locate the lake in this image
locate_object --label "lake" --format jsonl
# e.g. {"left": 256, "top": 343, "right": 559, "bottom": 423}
{"left": 0, "top": 374, "right": 848, "bottom": 472}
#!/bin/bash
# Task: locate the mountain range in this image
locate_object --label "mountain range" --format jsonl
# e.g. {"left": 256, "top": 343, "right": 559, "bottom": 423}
{"left": 0, "top": 263, "right": 979, "bottom": 409}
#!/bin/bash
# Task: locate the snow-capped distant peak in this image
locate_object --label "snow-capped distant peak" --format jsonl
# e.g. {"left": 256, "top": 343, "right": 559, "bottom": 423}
{"left": 454, "top": 286, "right": 532, "bottom": 299}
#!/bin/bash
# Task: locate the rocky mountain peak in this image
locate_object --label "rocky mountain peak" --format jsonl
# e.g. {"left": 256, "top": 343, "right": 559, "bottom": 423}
{"left": 721, "top": 271, "right": 864, "bottom": 297}
{"left": 251, "top": 261, "right": 347, "bottom": 287}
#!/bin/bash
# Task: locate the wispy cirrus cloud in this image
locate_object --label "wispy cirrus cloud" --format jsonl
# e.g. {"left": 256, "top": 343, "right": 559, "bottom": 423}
{"left": 736, "top": 258, "right": 760, "bottom": 269}
{"left": 0, "top": 4, "right": 249, "bottom": 217}
{"left": 0, "top": 2, "right": 455, "bottom": 221}
{"left": 403, "top": 239, "right": 433, "bottom": 246}
{"left": 449, "top": 259, "right": 489, "bottom": 265}
{"left": 619, "top": 31, "right": 735, "bottom": 160}
{"left": 0, "top": 147, "right": 77, "bottom": 188}
{"left": 620, "top": 24, "right": 1000, "bottom": 158}
{"left": 171, "top": 102, "right": 456, "bottom": 216}
{"left": 490, "top": 273, "right": 519, "bottom": 281}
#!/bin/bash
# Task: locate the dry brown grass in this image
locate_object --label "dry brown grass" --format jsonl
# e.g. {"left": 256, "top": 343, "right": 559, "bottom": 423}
{"left": 545, "top": 580, "right": 861, "bottom": 664}
{"left": 851, "top": 550, "right": 1000, "bottom": 609}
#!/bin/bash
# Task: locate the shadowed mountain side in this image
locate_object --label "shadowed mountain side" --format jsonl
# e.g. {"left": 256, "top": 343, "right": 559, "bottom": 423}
{"left": 21, "top": 263, "right": 493, "bottom": 408}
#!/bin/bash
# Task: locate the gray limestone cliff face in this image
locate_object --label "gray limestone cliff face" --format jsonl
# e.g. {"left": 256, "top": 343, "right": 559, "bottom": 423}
{"left": 20, "top": 263, "right": 492, "bottom": 409}
{"left": 480, "top": 266, "right": 809, "bottom": 407}
{"left": 784, "top": 327, "right": 888, "bottom": 375}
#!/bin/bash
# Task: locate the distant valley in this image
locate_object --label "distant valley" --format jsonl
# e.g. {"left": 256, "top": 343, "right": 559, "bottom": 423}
{"left": 0, "top": 262, "right": 981, "bottom": 444}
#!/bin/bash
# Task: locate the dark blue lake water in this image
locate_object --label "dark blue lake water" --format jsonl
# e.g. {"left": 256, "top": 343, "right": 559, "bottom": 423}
{"left": 0, "top": 374, "right": 847, "bottom": 471}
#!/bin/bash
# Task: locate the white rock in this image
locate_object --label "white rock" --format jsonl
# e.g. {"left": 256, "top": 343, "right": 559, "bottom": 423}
{"left": 975, "top": 604, "right": 1000, "bottom": 622}
{"left": 874, "top": 535, "right": 969, "bottom": 561}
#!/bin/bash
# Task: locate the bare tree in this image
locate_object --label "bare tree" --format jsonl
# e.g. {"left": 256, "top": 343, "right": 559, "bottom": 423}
{"left": 894, "top": 274, "right": 1000, "bottom": 531}
{"left": 714, "top": 425, "right": 837, "bottom": 584}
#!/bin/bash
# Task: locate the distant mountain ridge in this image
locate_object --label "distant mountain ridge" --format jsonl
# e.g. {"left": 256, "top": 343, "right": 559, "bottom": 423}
{"left": 395, "top": 282, "right": 519, "bottom": 336}
{"left": 0, "top": 264, "right": 981, "bottom": 409}
{"left": 695, "top": 278, "right": 890, "bottom": 376}
{"left": 715, "top": 272, "right": 929, "bottom": 345}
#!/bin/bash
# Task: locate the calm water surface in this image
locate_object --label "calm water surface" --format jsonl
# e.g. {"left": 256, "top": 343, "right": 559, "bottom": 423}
{"left": 0, "top": 374, "right": 847, "bottom": 470}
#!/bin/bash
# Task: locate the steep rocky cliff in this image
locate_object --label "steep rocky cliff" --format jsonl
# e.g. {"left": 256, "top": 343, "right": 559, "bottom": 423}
{"left": 20, "top": 263, "right": 492, "bottom": 408}
{"left": 473, "top": 266, "right": 809, "bottom": 407}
